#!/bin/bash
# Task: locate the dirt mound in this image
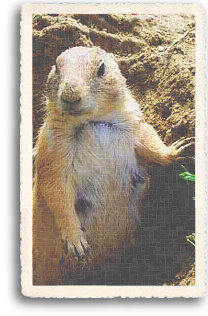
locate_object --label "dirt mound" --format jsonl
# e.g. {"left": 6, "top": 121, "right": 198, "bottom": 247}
{"left": 32, "top": 14, "right": 195, "bottom": 285}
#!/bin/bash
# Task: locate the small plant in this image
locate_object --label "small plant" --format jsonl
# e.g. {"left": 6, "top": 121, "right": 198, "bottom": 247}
{"left": 179, "top": 166, "right": 195, "bottom": 247}
{"left": 179, "top": 165, "right": 195, "bottom": 183}
{"left": 179, "top": 165, "right": 195, "bottom": 200}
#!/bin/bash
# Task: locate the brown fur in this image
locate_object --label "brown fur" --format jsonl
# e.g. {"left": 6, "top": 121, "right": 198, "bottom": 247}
{"left": 33, "top": 47, "right": 193, "bottom": 285}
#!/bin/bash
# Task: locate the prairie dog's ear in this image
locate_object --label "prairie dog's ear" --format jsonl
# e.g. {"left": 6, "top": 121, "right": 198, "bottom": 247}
{"left": 47, "top": 65, "right": 57, "bottom": 85}
{"left": 107, "top": 53, "right": 122, "bottom": 71}
{"left": 108, "top": 52, "right": 118, "bottom": 63}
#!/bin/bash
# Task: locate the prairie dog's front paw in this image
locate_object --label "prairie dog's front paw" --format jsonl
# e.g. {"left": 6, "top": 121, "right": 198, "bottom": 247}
{"left": 61, "top": 230, "right": 90, "bottom": 259}
{"left": 169, "top": 137, "right": 195, "bottom": 161}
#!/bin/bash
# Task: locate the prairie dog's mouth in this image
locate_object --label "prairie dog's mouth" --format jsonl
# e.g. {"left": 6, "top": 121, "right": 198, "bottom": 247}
{"left": 68, "top": 110, "right": 82, "bottom": 116}
{"left": 61, "top": 98, "right": 82, "bottom": 116}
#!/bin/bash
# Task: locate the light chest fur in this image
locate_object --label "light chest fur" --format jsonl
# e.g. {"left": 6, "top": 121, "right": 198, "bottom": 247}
{"left": 47, "top": 113, "right": 146, "bottom": 253}
{"left": 45, "top": 112, "right": 148, "bottom": 253}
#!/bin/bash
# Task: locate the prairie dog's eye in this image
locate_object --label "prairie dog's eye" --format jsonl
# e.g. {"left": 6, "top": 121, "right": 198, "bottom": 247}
{"left": 97, "top": 62, "right": 105, "bottom": 77}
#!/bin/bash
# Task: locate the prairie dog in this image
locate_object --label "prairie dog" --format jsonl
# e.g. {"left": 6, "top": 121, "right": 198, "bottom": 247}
{"left": 33, "top": 46, "right": 193, "bottom": 285}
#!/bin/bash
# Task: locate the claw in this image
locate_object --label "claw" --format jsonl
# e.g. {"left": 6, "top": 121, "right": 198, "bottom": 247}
{"left": 171, "top": 136, "right": 186, "bottom": 147}
{"left": 65, "top": 238, "right": 76, "bottom": 256}
{"left": 62, "top": 232, "right": 90, "bottom": 260}
{"left": 175, "top": 157, "right": 187, "bottom": 163}
{"left": 81, "top": 236, "right": 90, "bottom": 250}
{"left": 74, "top": 242, "right": 86, "bottom": 259}
{"left": 171, "top": 137, "right": 195, "bottom": 150}
{"left": 174, "top": 141, "right": 195, "bottom": 155}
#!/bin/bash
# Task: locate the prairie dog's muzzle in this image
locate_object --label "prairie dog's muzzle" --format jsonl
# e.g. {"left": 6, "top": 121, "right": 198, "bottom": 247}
{"left": 60, "top": 80, "right": 82, "bottom": 114}
{"left": 61, "top": 81, "right": 81, "bottom": 103}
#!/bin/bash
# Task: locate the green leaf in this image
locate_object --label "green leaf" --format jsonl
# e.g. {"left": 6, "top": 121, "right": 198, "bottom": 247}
{"left": 179, "top": 165, "right": 195, "bottom": 182}
{"left": 179, "top": 172, "right": 195, "bottom": 181}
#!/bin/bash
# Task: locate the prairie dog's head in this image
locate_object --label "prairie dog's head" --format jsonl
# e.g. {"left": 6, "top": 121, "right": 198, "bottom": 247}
{"left": 46, "top": 46, "right": 127, "bottom": 119}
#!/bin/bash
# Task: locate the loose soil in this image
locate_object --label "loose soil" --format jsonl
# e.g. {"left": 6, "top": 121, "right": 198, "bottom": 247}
{"left": 32, "top": 14, "right": 195, "bottom": 286}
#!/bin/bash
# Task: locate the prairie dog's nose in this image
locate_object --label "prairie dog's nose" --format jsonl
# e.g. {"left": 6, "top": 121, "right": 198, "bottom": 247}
{"left": 61, "top": 81, "right": 81, "bottom": 103}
